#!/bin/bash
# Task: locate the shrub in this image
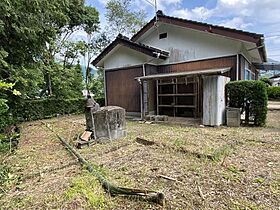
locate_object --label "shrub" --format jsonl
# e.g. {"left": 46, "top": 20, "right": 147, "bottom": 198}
{"left": 0, "top": 114, "right": 16, "bottom": 132}
{"left": 10, "top": 98, "right": 86, "bottom": 121}
{"left": 226, "top": 80, "right": 268, "bottom": 126}
{"left": 95, "top": 97, "right": 105, "bottom": 107}
{"left": 260, "top": 77, "right": 272, "bottom": 86}
{"left": 267, "top": 86, "right": 280, "bottom": 100}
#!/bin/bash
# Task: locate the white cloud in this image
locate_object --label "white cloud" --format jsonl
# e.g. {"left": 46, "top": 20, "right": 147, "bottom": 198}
{"left": 171, "top": 6, "right": 213, "bottom": 21}
{"left": 219, "top": 17, "right": 253, "bottom": 29}
{"left": 96, "top": 0, "right": 108, "bottom": 5}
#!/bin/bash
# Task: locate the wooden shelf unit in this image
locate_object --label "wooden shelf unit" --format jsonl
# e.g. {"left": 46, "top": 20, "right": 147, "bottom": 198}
{"left": 156, "top": 77, "right": 199, "bottom": 118}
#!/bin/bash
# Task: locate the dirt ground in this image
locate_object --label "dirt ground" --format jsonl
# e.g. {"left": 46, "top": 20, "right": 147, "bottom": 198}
{"left": 0, "top": 111, "right": 279, "bottom": 209}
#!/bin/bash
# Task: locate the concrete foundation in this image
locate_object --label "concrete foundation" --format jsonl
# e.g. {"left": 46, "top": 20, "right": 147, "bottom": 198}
{"left": 226, "top": 107, "right": 241, "bottom": 127}
{"left": 145, "top": 115, "right": 168, "bottom": 122}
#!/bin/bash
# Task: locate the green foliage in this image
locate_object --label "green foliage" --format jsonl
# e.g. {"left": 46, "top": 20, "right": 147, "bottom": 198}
{"left": 11, "top": 98, "right": 85, "bottom": 121}
{"left": 267, "top": 86, "right": 280, "bottom": 100}
{"left": 0, "top": 80, "right": 19, "bottom": 131}
{"left": 9, "top": 65, "right": 43, "bottom": 98}
{"left": 95, "top": 97, "right": 105, "bottom": 107}
{"left": 0, "top": 134, "right": 10, "bottom": 154}
{"left": 0, "top": 165, "right": 21, "bottom": 198}
{"left": 105, "top": 0, "right": 146, "bottom": 37}
{"left": 0, "top": 132, "right": 19, "bottom": 154}
{"left": 226, "top": 80, "right": 268, "bottom": 126}
{"left": 89, "top": 68, "right": 105, "bottom": 99}
{"left": 0, "top": 99, "right": 8, "bottom": 115}
{"left": 51, "top": 64, "right": 84, "bottom": 99}
{"left": 0, "top": 0, "right": 99, "bottom": 99}
{"left": 0, "top": 114, "right": 16, "bottom": 133}
{"left": 0, "top": 1, "right": 103, "bottom": 128}
{"left": 260, "top": 77, "right": 272, "bottom": 86}
{"left": 82, "top": 6, "right": 100, "bottom": 34}
{"left": 0, "top": 0, "right": 70, "bottom": 65}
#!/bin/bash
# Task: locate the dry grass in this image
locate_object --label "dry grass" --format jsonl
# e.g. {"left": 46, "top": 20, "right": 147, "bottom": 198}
{"left": 0, "top": 111, "right": 279, "bottom": 209}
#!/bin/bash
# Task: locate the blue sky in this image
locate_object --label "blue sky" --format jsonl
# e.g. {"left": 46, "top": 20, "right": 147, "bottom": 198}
{"left": 85, "top": 0, "right": 280, "bottom": 62}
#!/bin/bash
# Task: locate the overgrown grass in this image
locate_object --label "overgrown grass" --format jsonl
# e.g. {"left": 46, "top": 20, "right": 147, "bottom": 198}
{"left": 0, "top": 165, "right": 21, "bottom": 198}
{"left": 64, "top": 171, "right": 110, "bottom": 209}
{"left": 0, "top": 134, "right": 10, "bottom": 154}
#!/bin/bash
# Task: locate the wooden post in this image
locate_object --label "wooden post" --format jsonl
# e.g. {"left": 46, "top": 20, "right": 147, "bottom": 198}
{"left": 156, "top": 80, "right": 159, "bottom": 115}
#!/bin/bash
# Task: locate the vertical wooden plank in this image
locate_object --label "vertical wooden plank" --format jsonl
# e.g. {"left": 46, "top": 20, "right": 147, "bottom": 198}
{"left": 156, "top": 80, "right": 159, "bottom": 115}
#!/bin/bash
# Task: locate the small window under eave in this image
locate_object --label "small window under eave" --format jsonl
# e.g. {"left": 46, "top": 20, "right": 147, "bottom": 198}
{"left": 159, "top": 33, "right": 167, "bottom": 39}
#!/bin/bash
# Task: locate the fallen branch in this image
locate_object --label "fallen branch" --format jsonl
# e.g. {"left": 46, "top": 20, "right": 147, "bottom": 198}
{"left": 44, "top": 123, "right": 165, "bottom": 206}
{"left": 159, "top": 174, "right": 183, "bottom": 184}
{"left": 198, "top": 186, "right": 206, "bottom": 200}
{"left": 136, "top": 137, "right": 156, "bottom": 146}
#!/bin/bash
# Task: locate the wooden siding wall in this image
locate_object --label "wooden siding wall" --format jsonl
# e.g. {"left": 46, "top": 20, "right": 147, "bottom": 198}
{"left": 105, "top": 56, "right": 238, "bottom": 113}
{"left": 153, "top": 56, "right": 237, "bottom": 80}
{"left": 105, "top": 67, "right": 143, "bottom": 112}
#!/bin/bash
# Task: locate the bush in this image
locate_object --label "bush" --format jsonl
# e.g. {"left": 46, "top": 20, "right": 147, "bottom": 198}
{"left": 10, "top": 98, "right": 86, "bottom": 121}
{"left": 95, "top": 97, "right": 105, "bottom": 107}
{"left": 0, "top": 114, "right": 16, "bottom": 132}
{"left": 226, "top": 80, "right": 268, "bottom": 126}
{"left": 267, "top": 86, "right": 280, "bottom": 100}
{"left": 260, "top": 77, "right": 272, "bottom": 86}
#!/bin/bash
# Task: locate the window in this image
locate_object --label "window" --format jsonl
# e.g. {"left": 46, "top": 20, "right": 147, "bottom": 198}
{"left": 244, "top": 60, "right": 252, "bottom": 80}
{"left": 159, "top": 33, "right": 167, "bottom": 39}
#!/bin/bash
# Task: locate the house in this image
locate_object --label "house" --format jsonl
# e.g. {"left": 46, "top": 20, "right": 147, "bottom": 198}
{"left": 270, "top": 74, "right": 280, "bottom": 86}
{"left": 92, "top": 11, "right": 267, "bottom": 125}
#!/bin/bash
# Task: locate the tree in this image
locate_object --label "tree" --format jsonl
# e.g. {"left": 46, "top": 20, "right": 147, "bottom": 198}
{"left": 105, "top": 0, "right": 146, "bottom": 37}
{"left": 41, "top": 4, "right": 100, "bottom": 97}
{"left": 51, "top": 64, "right": 84, "bottom": 99}
{"left": 89, "top": 68, "right": 105, "bottom": 98}
{"left": 0, "top": 81, "right": 20, "bottom": 130}
{"left": 0, "top": 0, "right": 100, "bottom": 99}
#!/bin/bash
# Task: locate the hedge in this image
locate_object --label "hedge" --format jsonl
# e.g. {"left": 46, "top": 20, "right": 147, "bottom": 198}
{"left": 226, "top": 80, "right": 268, "bottom": 126}
{"left": 267, "top": 86, "right": 280, "bottom": 100}
{"left": 10, "top": 97, "right": 105, "bottom": 121}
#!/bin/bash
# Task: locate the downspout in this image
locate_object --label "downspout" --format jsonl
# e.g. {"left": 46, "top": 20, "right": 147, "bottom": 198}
{"left": 236, "top": 54, "right": 239, "bottom": 81}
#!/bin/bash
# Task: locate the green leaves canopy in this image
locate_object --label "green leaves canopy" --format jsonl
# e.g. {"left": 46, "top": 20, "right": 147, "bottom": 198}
{"left": 105, "top": 0, "right": 146, "bottom": 37}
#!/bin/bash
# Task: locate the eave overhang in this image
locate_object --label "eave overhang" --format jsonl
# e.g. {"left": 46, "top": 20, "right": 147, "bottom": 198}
{"left": 135, "top": 67, "right": 231, "bottom": 81}
{"left": 92, "top": 34, "right": 169, "bottom": 67}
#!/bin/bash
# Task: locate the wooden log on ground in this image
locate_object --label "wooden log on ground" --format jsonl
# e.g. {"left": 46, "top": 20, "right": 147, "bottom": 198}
{"left": 44, "top": 123, "right": 165, "bottom": 206}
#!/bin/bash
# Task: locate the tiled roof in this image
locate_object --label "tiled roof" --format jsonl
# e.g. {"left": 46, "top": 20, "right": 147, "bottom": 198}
{"left": 92, "top": 34, "right": 169, "bottom": 66}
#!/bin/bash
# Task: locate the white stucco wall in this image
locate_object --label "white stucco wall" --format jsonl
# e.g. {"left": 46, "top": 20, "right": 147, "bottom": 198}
{"left": 103, "top": 46, "right": 148, "bottom": 69}
{"left": 102, "top": 23, "right": 254, "bottom": 70}
{"left": 139, "top": 23, "right": 242, "bottom": 65}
